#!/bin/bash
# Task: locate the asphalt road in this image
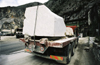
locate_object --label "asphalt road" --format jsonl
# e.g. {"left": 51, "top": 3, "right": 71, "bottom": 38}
{"left": 0, "top": 36, "right": 25, "bottom": 54}
{"left": 0, "top": 36, "right": 99, "bottom": 65}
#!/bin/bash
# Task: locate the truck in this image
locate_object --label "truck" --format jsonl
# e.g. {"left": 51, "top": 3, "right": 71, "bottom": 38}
{"left": 16, "top": 28, "right": 24, "bottom": 38}
{"left": 1, "top": 22, "right": 15, "bottom": 36}
{"left": 20, "top": 5, "right": 78, "bottom": 64}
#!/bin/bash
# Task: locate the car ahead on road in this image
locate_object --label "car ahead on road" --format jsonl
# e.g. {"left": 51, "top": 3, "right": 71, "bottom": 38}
{"left": 1, "top": 22, "right": 15, "bottom": 36}
{"left": 16, "top": 28, "right": 24, "bottom": 38}
{"left": 1, "top": 29, "right": 15, "bottom": 36}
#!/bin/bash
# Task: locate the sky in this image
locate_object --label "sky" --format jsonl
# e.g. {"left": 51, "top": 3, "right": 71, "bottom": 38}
{"left": 0, "top": 0, "right": 48, "bottom": 7}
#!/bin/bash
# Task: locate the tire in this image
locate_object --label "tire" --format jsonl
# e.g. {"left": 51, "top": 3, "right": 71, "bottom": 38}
{"left": 16, "top": 34, "right": 19, "bottom": 38}
{"left": 72, "top": 42, "right": 75, "bottom": 56}
{"left": 75, "top": 38, "right": 78, "bottom": 48}
{"left": 22, "top": 35, "right": 24, "bottom": 38}
{"left": 66, "top": 44, "right": 72, "bottom": 64}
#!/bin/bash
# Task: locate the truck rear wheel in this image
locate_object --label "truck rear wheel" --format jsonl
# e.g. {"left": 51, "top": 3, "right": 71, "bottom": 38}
{"left": 66, "top": 44, "right": 72, "bottom": 64}
{"left": 75, "top": 38, "right": 78, "bottom": 48}
{"left": 72, "top": 42, "right": 75, "bottom": 56}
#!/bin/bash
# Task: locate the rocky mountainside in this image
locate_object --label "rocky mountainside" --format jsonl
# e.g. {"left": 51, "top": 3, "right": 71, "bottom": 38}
{"left": 0, "top": 0, "right": 100, "bottom": 38}
{"left": 0, "top": 2, "right": 42, "bottom": 29}
{"left": 45, "top": 0, "right": 100, "bottom": 22}
{"left": 45, "top": 0, "right": 100, "bottom": 37}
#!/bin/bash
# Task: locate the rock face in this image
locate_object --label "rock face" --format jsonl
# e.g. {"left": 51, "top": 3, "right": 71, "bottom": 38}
{"left": 45, "top": 0, "right": 100, "bottom": 38}
{"left": 0, "top": 6, "right": 24, "bottom": 29}
{"left": 45, "top": 0, "right": 100, "bottom": 22}
{"left": 0, "top": 0, "right": 100, "bottom": 39}
{"left": 0, "top": 2, "right": 42, "bottom": 30}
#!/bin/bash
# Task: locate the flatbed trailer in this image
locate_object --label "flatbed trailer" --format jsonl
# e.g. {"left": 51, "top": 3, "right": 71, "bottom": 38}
{"left": 20, "top": 35, "right": 78, "bottom": 64}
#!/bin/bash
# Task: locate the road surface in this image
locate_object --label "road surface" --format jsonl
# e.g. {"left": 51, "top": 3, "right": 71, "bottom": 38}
{"left": 0, "top": 36, "right": 99, "bottom": 65}
{"left": 0, "top": 36, "right": 24, "bottom": 54}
